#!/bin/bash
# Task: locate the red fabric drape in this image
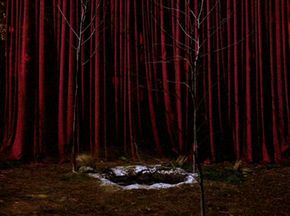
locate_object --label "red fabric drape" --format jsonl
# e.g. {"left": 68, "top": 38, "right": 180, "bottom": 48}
{"left": 0, "top": 40, "right": 4, "bottom": 142}
{"left": 1, "top": 0, "right": 290, "bottom": 162}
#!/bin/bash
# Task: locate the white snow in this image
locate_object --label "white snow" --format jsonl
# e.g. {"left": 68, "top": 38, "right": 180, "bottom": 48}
{"left": 88, "top": 165, "right": 197, "bottom": 190}
{"left": 110, "top": 167, "right": 127, "bottom": 176}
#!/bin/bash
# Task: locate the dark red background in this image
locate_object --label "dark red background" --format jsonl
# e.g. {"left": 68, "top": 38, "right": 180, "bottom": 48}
{"left": 0, "top": 0, "right": 289, "bottom": 163}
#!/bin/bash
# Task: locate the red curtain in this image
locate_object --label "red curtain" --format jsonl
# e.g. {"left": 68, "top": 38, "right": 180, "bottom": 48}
{"left": 0, "top": 0, "right": 289, "bottom": 162}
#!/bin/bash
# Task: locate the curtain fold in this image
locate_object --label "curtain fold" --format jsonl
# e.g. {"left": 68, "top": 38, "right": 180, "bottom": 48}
{"left": 1, "top": 0, "right": 289, "bottom": 163}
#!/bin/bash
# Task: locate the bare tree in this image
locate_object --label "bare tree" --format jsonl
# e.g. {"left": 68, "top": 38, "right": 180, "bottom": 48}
{"left": 150, "top": 1, "right": 242, "bottom": 215}
{"left": 58, "top": 0, "right": 101, "bottom": 172}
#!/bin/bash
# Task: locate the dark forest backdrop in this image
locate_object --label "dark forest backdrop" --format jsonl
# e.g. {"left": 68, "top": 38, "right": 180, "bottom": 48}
{"left": 0, "top": 0, "right": 289, "bottom": 163}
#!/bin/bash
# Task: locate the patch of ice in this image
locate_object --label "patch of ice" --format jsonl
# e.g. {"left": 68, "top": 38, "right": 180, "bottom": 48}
{"left": 149, "top": 183, "right": 174, "bottom": 189}
{"left": 158, "top": 168, "right": 185, "bottom": 175}
{"left": 123, "top": 183, "right": 174, "bottom": 190}
{"left": 183, "top": 174, "right": 197, "bottom": 184}
{"left": 134, "top": 165, "right": 149, "bottom": 173}
{"left": 110, "top": 165, "right": 160, "bottom": 176}
{"left": 111, "top": 167, "right": 127, "bottom": 176}
{"left": 123, "top": 184, "right": 143, "bottom": 190}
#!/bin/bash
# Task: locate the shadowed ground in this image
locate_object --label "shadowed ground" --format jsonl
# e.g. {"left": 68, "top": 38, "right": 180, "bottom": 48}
{"left": 0, "top": 160, "right": 289, "bottom": 216}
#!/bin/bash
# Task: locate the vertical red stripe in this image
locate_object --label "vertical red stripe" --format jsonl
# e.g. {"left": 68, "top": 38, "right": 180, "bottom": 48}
{"left": 233, "top": 0, "right": 240, "bottom": 159}
{"left": 257, "top": 0, "right": 270, "bottom": 162}
{"left": 269, "top": 0, "right": 280, "bottom": 161}
{"left": 94, "top": 2, "right": 101, "bottom": 159}
{"left": 245, "top": 0, "right": 252, "bottom": 162}
{"left": 10, "top": 0, "right": 31, "bottom": 159}
{"left": 160, "top": 0, "right": 174, "bottom": 150}
{"left": 207, "top": 0, "right": 215, "bottom": 161}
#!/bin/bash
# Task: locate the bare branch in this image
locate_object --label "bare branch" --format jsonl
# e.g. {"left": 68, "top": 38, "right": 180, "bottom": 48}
{"left": 153, "top": 0, "right": 188, "bottom": 18}
{"left": 82, "top": 49, "right": 96, "bottom": 66}
{"left": 184, "top": 0, "right": 197, "bottom": 20}
{"left": 146, "top": 55, "right": 193, "bottom": 71}
{"left": 153, "top": 41, "right": 196, "bottom": 55}
{"left": 81, "top": 14, "right": 96, "bottom": 34}
{"left": 81, "top": 0, "right": 101, "bottom": 34}
{"left": 199, "top": 32, "right": 253, "bottom": 58}
{"left": 81, "top": 27, "right": 95, "bottom": 46}
{"left": 199, "top": 0, "right": 219, "bottom": 25}
{"left": 150, "top": 11, "right": 194, "bottom": 52}
{"left": 198, "top": 15, "right": 231, "bottom": 50}
{"left": 177, "top": 19, "right": 198, "bottom": 44}
{"left": 198, "top": 0, "right": 205, "bottom": 21}
{"left": 57, "top": 5, "right": 80, "bottom": 40}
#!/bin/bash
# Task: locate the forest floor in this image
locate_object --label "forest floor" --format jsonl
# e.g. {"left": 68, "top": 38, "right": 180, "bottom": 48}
{"left": 0, "top": 158, "right": 289, "bottom": 216}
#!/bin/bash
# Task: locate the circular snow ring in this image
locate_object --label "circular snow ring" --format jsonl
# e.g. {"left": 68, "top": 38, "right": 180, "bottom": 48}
{"left": 88, "top": 165, "right": 197, "bottom": 190}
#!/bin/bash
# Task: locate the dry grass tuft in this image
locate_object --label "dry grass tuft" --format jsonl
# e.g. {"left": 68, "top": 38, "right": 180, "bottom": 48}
{"left": 76, "top": 154, "right": 96, "bottom": 169}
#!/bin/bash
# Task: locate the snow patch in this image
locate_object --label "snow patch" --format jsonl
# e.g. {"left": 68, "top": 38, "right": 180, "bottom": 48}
{"left": 88, "top": 165, "right": 197, "bottom": 190}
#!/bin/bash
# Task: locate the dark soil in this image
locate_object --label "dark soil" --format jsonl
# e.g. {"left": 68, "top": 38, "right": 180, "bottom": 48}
{"left": 0, "top": 160, "right": 289, "bottom": 216}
